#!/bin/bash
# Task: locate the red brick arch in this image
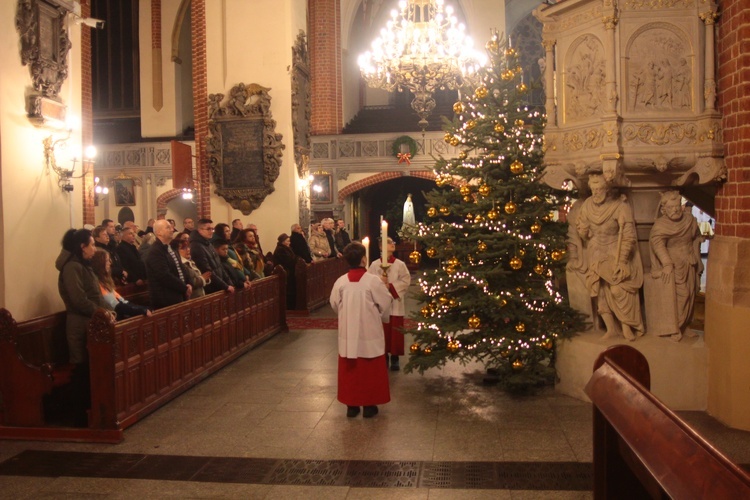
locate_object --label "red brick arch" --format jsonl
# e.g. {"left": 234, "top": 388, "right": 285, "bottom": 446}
{"left": 156, "top": 188, "right": 184, "bottom": 217}
{"left": 338, "top": 170, "right": 437, "bottom": 199}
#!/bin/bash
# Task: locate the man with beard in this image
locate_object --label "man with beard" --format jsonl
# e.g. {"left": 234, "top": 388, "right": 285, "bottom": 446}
{"left": 576, "top": 174, "right": 644, "bottom": 341}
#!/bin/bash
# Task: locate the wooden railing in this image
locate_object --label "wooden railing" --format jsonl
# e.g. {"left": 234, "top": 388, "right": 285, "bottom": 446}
{"left": 291, "top": 257, "right": 347, "bottom": 314}
{"left": 0, "top": 269, "right": 287, "bottom": 443}
{"left": 585, "top": 345, "right": 750, "bottom": 499}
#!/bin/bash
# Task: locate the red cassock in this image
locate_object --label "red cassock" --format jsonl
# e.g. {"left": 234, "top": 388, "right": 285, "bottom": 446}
{"left": 368, "top": 256, "right": 411, "bottom": 356}
{"left": 330, "top": 268, "right": 392, "bottom": 407}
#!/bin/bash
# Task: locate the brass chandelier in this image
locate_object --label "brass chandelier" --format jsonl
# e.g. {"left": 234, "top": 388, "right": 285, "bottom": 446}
{"left": 358, "top": 0, "right": 485, "bottom": 130}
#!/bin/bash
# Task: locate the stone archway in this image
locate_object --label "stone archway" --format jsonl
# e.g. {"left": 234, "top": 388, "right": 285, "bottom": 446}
{"left": 338, "top": 170, "right": 438, "bottom": 199}
{"left": 155, "top": 188, "right": 184, "bottom": 218}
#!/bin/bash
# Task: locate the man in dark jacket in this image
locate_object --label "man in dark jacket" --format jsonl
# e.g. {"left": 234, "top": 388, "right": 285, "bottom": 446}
{"left": 144, "top": 220, "right": 191, "bottom": 309}
{"left": 290, "top": 223, "right": 312, "bottom": 263}
{"left": 334, "top": 219, "right": 352, "bottom": 253}
{"left": 116, "top": 227, "right": 147, "bottom": 285}
{"left": 189, "top": 219, "right": 235, "bottom": 294}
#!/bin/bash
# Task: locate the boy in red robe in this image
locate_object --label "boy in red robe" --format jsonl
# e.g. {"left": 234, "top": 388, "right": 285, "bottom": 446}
{"left": 330, "top": 242, "right": 393, "bottom": 418}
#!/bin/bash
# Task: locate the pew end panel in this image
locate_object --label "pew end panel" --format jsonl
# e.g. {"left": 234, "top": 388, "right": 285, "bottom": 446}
{"left": 586, "top": 345, "right": 750, "bottom": 499}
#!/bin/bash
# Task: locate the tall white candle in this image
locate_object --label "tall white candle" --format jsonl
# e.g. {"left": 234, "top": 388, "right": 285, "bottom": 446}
{"left": 381, "top": 220, "right": 388, "bottom": 263}
{"left": 362, "top": 237, "right": 370, "bottom": 266}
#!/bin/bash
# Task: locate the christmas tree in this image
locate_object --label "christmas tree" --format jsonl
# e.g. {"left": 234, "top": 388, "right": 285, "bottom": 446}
{"left": 404, "top": 32, "right": 586, "bottom": 393}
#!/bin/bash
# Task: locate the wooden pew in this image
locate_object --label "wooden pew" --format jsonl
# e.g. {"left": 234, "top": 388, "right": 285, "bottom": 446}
{"left": 291, "top": 257, "right": 347, "bottom": 314}
{"left": 585, "top": 345, "right": 750, "bottom": 499}
{"left": 0, "top": 269, "right": 287, "bottom": 443}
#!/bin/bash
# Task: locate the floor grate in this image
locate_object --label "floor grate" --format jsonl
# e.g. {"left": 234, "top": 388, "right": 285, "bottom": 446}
{"left": 0, "top": 450, "right": 593, "bottom": 490}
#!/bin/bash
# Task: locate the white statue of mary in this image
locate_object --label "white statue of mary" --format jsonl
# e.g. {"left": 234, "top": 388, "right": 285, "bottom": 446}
{"left": 402, "top": 193, "right": 416, "bottom": 229}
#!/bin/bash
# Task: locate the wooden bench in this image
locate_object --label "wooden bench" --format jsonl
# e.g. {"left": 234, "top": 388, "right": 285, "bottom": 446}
{"left": 0, "top": 269, "right": 287, "bottom": 443}
{"left": 290, "top": 257, "right": 347, "bottom": 314}
{"left": 585, "top": 345, "right": 750, "bottom": 499}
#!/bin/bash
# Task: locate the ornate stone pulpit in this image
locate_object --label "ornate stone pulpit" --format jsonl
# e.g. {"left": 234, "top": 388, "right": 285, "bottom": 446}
{"left": 533, "top": 0, "right": 721, "bottom": 409}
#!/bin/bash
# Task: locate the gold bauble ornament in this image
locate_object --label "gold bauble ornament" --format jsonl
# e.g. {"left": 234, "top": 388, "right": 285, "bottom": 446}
{"left": 517, "top": 83, "right": 528, "bottom": 93}
{"left": 530, "top": 221, "right": 542, "bottom": 234}
{"left": 466, "top": 120, "right": 477, "bottom": 130}
{"left": 506, "top": 47, "right": 516, "bottom": 57}
{"left": 487, "top": 209, "right": 499, "bottom": 220}
{"left": 478, "top": 184, "right": 491, "bottom": 197}
{"left": 534, "top": 263, "right": 545, "bottom": 275}
{"left": 468, "top": 314, "right": 481, "bottom": 328}
{"left": 453, "top": 101, "right": 465, "bottom": 114}
{"left": 447, "top": 340, "right": 460, "bottom": 353}
{"left": 448, "top": 256, "right": 460, "bottom": 267}
{"left": 458, "top": 150, "right": 468, "bottom": 160}
{"left": 515, "top": 119, "right": 525, "bottom": 127}
{"left": 515, "top": 322, "right": 526, "bottom": 332}
{"left": 509, "top": 256, "right": 523, "bottom": 270}
{"left": 421, "top": 306, "right": 430, "bottom": 317}
{"left": 459, "top": 185, "right": 471, "bottom": 196}
{"left": 475, "top": 85, "right": 488, "bottom": 99}
{"left": 424, "top": 346, "right": 432, "bottom": 354}
{"left": 510, "top": 160, "right": 524, "bottom": 174}
{"left": 411, "top": 343, "right": 421, "bottom": 353}
{"left": 409, "top": 250, "right": 422, "bottom": 264}
{"left": 518, "top": 249, "right": 526, "bottom": 257}
{"left": 439, "top": 206, "right": 451, "bottom": 216}
{"left": 474, "top": 214, "right": 485, "bottom": 224}
{"left": 541, "top": 339, "right": 553, "bottom": 351}
{"left": 477, "top": 241, "right": 488, "bottom": 252}
{"left": 504, "top": 201, "right": 517, "bottom": 214}
{"left": 446, "top": 265, "right": 456, "bottom": 274}
{"left": 463, "top": 195, "right": 473, "bottom": 203}
{"left": 444, "top": 132, "right": 453, "bottom": 143}
{"left": 551, "top": 249, "right": 564, "bottom": 261}
{"left": 448, "top": 298, "right": 458, "bottom": 308}
{"left": 512, "top": 359, "right": 525, "bottom": 371}
{"left": 450, "top": 137, "right": 461, "bottom": 147}
{"left": 427, "top": 207, "right": 438, "bottom": 217}
{"left": 494, "top": 123, "right": 505, "bottom": 134}
{"left": 439, "top": 296, "right": 449, "bottom": 305}
{"left": 426, "top": 247, "right": 437, "bottom": 258}
{"left": 501, "top": 69, "right": 514, "bottom": 81}
{"left": 500, "top": 298, "right": 508, "bottom": 307}
{"left": 485, "top": 39, "right": 499, "bottom": 52}
{"left": 465, "top": 213, "right": 474, "bottom": 222}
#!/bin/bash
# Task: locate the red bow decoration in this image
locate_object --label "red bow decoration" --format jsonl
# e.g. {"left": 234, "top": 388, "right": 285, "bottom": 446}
{"left": 397, "top": 152, "right": 412, "bottom": 165}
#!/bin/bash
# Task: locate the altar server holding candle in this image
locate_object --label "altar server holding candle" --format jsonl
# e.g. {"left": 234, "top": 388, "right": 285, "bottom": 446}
{"left": 368, "top": 236, "right": 411, "bottom": 371}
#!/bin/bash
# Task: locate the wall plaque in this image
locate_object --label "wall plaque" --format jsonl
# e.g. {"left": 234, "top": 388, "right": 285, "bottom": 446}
{"left": 206, "top": 83, "right": 285, "bottom": 215}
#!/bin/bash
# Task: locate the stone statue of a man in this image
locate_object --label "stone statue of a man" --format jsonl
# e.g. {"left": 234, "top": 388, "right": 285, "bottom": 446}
{"left": 576, "top": 175, "right": 645, "bottom": 340}
{"left": 647, "top": 191, "right": 703, "bottom": 341}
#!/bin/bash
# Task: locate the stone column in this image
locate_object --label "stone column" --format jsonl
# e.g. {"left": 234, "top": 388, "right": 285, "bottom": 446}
{"left": 602, "top": 16, "right": 618, "bottom": 115}
{"left": 700, "top": 9, "right": 718, "bottom": 111}
{"left": 542, "top": 39, "right": 556, "bottom": 126}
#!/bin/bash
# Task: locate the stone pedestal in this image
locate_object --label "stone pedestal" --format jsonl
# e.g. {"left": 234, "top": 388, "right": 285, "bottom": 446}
{"left": 556, "top": 330, "right": 707, "bottom": 410}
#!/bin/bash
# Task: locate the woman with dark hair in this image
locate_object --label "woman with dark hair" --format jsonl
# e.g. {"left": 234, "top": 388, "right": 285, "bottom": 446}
{"left": 91, "top": 249, "right": 151, "bottom": 320}
{"left": 55, "top": 228, "right": 115, "bottom": 425}
{"left": 273, "top": 233, "right": 298, "bottom": 309}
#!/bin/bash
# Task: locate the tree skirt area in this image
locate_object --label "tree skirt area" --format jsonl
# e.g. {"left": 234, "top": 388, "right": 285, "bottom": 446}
{"left": 287, "top": 317, "right": 417, "bottom": 330}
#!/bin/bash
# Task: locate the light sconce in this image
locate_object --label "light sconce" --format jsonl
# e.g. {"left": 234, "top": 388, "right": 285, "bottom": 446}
{"left": 43, "top": 131, "right": 97, "bottom": 192}
{"left": 181, "top": 180, "right": 198, "bottom": 201}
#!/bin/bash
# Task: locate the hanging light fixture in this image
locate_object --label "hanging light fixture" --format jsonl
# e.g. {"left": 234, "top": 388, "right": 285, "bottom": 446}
{"left": 358, "top": 0, "right": 486, "bottom": 131}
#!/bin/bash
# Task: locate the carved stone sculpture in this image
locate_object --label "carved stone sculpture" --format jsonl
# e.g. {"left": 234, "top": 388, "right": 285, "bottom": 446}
{"left": 576, "top": 175, "right": 645, "bottom": 340}
{"left": 565, "top": 199, "right": 595, "bottom": 325}
{"left": 646, "top": 191, "right": 703, "bottom": 341}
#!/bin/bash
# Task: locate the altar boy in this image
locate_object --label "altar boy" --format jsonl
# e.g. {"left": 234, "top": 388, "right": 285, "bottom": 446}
{"left": 330, "top": 242, "right": 393, "bottom": 418}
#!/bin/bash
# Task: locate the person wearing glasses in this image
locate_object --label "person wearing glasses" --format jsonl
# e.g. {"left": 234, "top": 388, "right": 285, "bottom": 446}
{"left": 188, "top": 219, "right": 235, "bottom": 294}
{"left": 172, "top": 234, "right": 210, "bottom": 299}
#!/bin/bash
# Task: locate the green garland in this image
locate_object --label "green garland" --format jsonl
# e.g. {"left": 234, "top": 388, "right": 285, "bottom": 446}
{"left": 391, "top": 135, "right": 418, "bottom": 159}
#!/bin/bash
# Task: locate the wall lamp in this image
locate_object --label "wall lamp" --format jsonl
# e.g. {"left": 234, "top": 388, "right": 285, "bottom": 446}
{"left": 43, "top": 131, "right": 97, "bottom": 192}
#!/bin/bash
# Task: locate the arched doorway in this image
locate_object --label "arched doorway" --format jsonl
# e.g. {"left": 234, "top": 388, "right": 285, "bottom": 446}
{"left": 349, "top": 176, "right": 436, "bottom": 261}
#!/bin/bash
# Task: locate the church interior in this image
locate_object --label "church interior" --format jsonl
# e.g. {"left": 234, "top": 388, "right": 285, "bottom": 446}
{"left": 2, "top": 0, "right": 750, "bottom": 496}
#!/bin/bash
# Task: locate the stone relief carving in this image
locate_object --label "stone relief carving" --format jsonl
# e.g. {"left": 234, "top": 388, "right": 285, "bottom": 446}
{"left": 339, "top": 141, "right": 356, "bottom": 158}
{"left": 561, "top": 128, "right": 605, "bottom": 151}
{"left": 291, "top": 30, "right": 311, "bottom": 178}
{"left": 313, "top": 143, "right": 330, "bottom": 159}
{"left": 623, "top": 0, "right": 695, "bottom": 10}
{"left": 558, "top": 6, "right": 602, "bottom": 31}
{"left": 206, "top": 83, "right": 285, "bottom": 215}
{"left": 622, "top": 122, "right": 697, "bottom": 145}
{"left": 628, "top": 26, "right": 692, "bottom": 111}
{"left": 644, "top": 191, "right": 702, "bottom": 341}
{"left": 564, "top": 35, "right": 607, "bottom": 122}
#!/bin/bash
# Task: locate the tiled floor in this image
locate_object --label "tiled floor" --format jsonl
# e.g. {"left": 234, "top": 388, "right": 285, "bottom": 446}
{"left": 1, "top": 287, "right": 749, "bottom": 498}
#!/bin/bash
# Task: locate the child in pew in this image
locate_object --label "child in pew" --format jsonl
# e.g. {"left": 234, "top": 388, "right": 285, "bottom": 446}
{"left": 329, "top": 242, "right": 393, "bottom": 418}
